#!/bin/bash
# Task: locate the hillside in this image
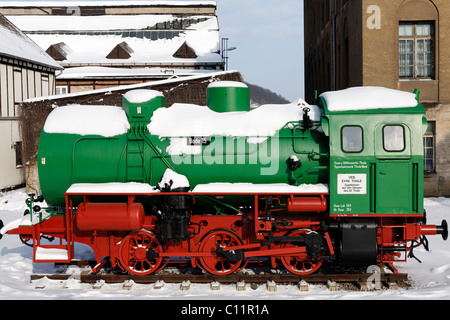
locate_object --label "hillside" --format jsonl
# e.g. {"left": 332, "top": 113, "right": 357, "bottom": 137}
{"left": 245, "top": 82, "right": 290, "bottom": 106}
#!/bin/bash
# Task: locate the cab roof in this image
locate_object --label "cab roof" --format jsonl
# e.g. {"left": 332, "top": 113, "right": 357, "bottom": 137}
{"left": 318, "top": 86, "right": 425, "bottom": 115}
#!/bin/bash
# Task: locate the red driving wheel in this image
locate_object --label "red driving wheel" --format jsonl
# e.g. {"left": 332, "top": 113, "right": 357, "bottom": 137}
{"left": 281, "top": 229, "right": 324, "bottom": 275}
{"left": 198, "top": 229, "right": 244, "bottom": 275}
{"left": 118, "top": 230, "right": 164, "bottom": 275}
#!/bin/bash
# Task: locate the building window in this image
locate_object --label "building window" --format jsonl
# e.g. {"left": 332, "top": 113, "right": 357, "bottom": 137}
{"left": 56, "top": 85, "right": 68, "bottom": 95}
{"left": 13, "top": 69, "right": 23, "bottom": 117}
{"left": 424, "top": 121, "right": 436, "bottom": 174}
{"left": 41, "top": 75, "right": 49, "bottom": 96}
{"left": 14, "top": 141, "right": 23, "bottom": 168}
{"left": 399, "top": 22, "right": 434, "bottom": 79}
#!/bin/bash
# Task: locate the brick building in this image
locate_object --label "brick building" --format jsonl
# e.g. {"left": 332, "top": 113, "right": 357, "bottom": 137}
{"left": 304, "top": 0, "right": 450, "bottom": 196}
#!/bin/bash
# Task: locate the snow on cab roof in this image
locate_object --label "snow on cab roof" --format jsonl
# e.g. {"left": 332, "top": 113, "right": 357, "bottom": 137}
{"left": 320, "top": 86, "right": 418, "bottom": 112}
{"left": 0, "top": 15, "right": 62, "bottom": 70}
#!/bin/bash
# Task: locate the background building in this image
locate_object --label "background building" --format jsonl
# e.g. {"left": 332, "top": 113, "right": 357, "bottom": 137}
{"left": 0, "top": 1, "right": 223, "bottom": 94}
{"left": 0, "top": 14, "right": 62, "bottom": 190}
{"left": 304, "top": 0, "right": 449, "bottom": 196}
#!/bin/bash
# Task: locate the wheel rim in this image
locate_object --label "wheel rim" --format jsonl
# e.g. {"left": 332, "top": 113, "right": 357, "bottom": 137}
{"left": 281, "top": 230, "right": 324, "bottom": 275}
{"left": 118, "top": 230, "right": 163, "bottom": 275}
{"left": 199, "top": 229, "right": 243, "bottom": 275}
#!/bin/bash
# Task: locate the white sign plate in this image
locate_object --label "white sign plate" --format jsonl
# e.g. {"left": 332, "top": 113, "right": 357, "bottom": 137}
{"left": 337, "top": 174, "right": 367, "bottom": 195}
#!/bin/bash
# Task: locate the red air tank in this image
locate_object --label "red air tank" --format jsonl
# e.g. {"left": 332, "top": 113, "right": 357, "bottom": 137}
{"left": 287, "top": 195, "right": 327, "bottom": 213}
{"left": 76, "top": 202, "right": 145, "bottom": 231}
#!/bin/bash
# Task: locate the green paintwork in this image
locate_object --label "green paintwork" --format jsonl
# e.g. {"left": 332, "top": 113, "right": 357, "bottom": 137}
{"left": 318, "top": 95, "right": 426, "bottom": 216}
{"left": 38, "top": 86, "right": 427, "bottom": 219}
{"left": 123, "top": 95, "right": 166, "bottom": 124}
{"left": 171, "top": 127, "right": 328, "bottom": 187}
{"left": 207, "top": 85, "right": 250, "bottom": 112}
{"left": 38, "top": 90, "right": 328, "bottom": 206}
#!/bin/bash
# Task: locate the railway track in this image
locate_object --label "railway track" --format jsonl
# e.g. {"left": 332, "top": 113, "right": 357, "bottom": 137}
{"left": 30, "top": 261, "right": 410, "bottom": 291}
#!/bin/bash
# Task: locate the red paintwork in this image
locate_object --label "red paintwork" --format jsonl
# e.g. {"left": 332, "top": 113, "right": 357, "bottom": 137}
{"left": 76, "top": 202, "right": 145, "bottom": 231}
{"left": 5, "top": 190, "right": 443, "bottom": 275}
{"left": 287, "top": 195, "right": 327, "bottom": 213}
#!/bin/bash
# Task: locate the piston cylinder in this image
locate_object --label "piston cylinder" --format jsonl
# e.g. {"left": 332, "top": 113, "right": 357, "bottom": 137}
{"left": 76, "top": 202, "right": 145, "bottom": 231}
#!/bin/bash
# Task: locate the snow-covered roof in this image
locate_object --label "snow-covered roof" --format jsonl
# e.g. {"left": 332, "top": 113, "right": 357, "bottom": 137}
{"left": 9, "top": 14, "right": 219, "bottom": 32}
{"left": 25, "top": 70, "right": 239, "bottom": 103}
{"left": 57, "top": 66, "right": 210, "bottom": 79}
{"left": 0, "top": 1, "right": 217, "bottom": 8}
{"left": 0, "top": 15, "right": 62, "bottom": 70}
{"left": 320, "top": 87, "right": 418, "bottom": 112}
{"left": 6, "top": 14, "right": 222, "bottom": 67}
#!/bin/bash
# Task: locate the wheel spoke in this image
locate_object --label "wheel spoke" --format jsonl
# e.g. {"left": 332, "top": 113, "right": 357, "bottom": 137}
{"left": 281, "top": 230, "right": 324, "bottom": 275}
{"left": 199, "top": 229, "right": 243, "bottom": 275}
{"left": 118, "top": 231, "right": 163, "bottom": 275}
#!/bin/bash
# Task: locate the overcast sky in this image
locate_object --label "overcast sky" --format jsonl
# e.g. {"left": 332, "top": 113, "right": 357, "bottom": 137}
{"left": 18, "top": 0, "right": 305, "bottom": 101}
{"left": 214, "top": 0, "right": 304, "bottom": 101}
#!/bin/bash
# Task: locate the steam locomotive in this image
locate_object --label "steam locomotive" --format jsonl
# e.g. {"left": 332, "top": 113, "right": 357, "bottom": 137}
{"left": 0, "top": 82, "right": 447, "bottom": 276}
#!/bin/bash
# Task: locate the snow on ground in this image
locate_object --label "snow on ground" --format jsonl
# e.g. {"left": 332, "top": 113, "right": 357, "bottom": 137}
{"left": 0, "top": 188, "right": 449, "bottom": 300}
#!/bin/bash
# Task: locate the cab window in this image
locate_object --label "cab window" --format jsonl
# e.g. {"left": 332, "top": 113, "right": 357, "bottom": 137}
{"left": 383, "top": 125, "right": 405, "bottom": 151}
{"left": 342, "top": 126, "right": 363, "bottom": 153}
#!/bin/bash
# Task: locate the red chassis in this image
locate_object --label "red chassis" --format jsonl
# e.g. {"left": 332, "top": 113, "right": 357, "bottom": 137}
{"left": 6, "top": 190, "right": 447, "bottom": 276}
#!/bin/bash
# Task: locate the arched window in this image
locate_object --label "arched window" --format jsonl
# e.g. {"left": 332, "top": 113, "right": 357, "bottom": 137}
{"left": 397, "top": 0, "right": 438, "bottom": 79}
{"left": 399, "top": 21, "right": 434, "bottom": 79}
